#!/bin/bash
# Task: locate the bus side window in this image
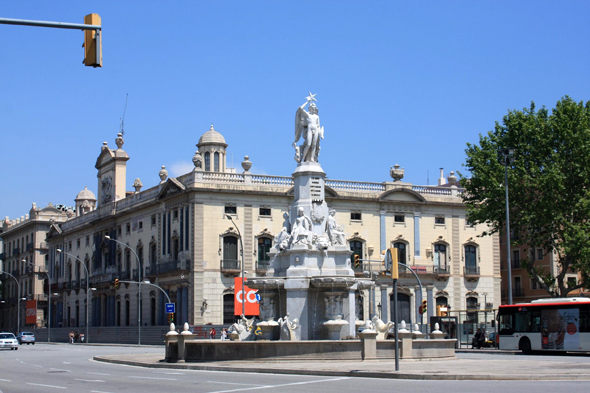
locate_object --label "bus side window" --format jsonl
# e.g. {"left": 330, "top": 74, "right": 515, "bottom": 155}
{"left": 532, "top": 312, "right": 542, "bottom": 332}
{"left": 580, "top": 306, "right": 590, "bottom": 333}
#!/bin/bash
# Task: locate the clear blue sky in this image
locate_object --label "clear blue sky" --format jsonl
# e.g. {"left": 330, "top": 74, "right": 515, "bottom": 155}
{"left": 1, "top": 1, "right": 589, "bottom": 220}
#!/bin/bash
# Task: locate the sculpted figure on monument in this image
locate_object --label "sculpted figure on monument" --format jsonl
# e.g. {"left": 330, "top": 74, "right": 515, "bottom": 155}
{"left": 275, "top": 212, "right": 292, "bottom": 250}
{"left": 326, "top": 209, "right": 346, "bottom": 246}
{"left": 293, "top": 92, "right": 324, "bottom": 163}
{"left": 291, "top": 207, "right": 313, "bottom": 245}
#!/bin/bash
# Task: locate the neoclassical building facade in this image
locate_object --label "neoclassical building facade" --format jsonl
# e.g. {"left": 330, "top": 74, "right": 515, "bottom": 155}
{"left": 1, "top": 125, "right": 500, "bottom": 333}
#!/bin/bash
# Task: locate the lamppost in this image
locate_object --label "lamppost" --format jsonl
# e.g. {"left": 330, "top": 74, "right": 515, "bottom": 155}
{"left": 26, "top": 260, "right": 53, "bottom": 342}
{"left": 0, "top": 270, "right": 24, "bottom": 334}
{"left": 500, "top": 148, "right": 515, "bottom": 305}
{"left": 225, "top": 215, "right": 245, "bottom": 317}
{"left": 56, "top": 249, "right": 91, "bottom": 343}
{"left": 104, "top": 235, "right": 143, "bottom": 345}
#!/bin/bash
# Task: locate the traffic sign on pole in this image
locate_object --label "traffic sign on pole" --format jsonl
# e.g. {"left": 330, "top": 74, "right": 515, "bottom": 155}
{"left": 165, "top": 303, "right": 176, "bottom": 313}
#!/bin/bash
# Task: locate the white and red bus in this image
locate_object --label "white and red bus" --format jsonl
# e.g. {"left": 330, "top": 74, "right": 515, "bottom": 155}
{"left": 498, "top": 297, "right": 590, "bottom": 354}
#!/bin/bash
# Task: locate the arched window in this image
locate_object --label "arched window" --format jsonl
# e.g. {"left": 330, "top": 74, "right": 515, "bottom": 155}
{"left": 223, "top": 236, "right": 239, "bottom": 270}
{"left": 465, "top": 245, "right": 477, "bottom": 269}
{"left": 350, "top": 240, "right": 363, "bottom": 259}
{"left": 214, "top": 152, "right": 220, "bottom": 172}
{"left": 116, "top": 301, "right": 121, "bottom": 326}
{"left": 257, "top": 237, "right": 272, "bottom": 270}
{"left": 466, "top": 296, "right": 479, "bottom": 326}
{"left": 434, "top": 244, "right": 447, "bottom": 269}
{"left": 393, "top": 242, "right": 407, "bottom": 264}
{"left": 204, "top": 152, "right": 211, "bottom": 171}
{"left": 125, "top": 300, "right": 130, "bottom": 326}
{"left": 150, "top": 297, "right": 156, "bottom": 326}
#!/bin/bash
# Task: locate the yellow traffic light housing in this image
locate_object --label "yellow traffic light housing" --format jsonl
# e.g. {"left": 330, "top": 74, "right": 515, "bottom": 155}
{"left": 420, "top": 299, "right": 427, "bottom": 315}
{"left": 167, "top": 313, "right": 174, "bottom": 324}
{"left": 83, "top": 13, "right": 102, "bottom": 67}
{"left": 354, "top": 254, "right": 360, "bottom": 269}
{"left": 114, "top": 278, "right": 120, "bottom": 290}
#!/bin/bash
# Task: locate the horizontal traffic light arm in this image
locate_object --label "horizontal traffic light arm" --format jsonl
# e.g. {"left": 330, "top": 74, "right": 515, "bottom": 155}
{"left": 0, "top": 17, "right": 101, "bottom": 31}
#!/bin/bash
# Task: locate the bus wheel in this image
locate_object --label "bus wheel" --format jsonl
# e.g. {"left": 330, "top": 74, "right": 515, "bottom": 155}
{"left": 519, "top": 337, "right": 532, "bottom": 354}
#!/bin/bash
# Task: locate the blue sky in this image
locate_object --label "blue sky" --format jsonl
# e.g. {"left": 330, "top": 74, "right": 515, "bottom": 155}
{"left": 1, "top": 1, "right": 589, "bottom": 220}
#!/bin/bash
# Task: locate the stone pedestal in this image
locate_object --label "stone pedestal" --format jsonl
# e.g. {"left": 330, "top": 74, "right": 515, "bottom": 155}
{"left": 359, "top": 330, "right": 378, "bottom": 360}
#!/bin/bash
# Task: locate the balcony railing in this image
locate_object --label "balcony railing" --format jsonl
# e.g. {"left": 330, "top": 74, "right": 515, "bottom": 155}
{"left": 26, "top": 242, "right": 34, "bottom": 252}
{"left": 221, "top": 259, "right": 240, "bottom": 271}
{"left": 89, "top": 273, "right": 114, "bottom": 285}
{"left": 256, "top": 261, "right": 271, "bottom": 272}
{"left": 464, "top": 266, "right": 480, "bottom": 276}
{"left": 502, "top": 288, "right": 524, "bottom": 298}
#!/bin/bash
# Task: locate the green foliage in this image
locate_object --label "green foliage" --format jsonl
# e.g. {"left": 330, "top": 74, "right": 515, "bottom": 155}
{"left": 461, "top": 96, "right": 590, "bottom": 297}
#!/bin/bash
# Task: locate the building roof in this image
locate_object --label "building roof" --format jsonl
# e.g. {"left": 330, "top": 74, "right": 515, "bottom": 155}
{"left": 197, "top": 125, "right": 227, "bottom": 147}
{"left": 75, "top": 186, "right": 97, "bottom": 202}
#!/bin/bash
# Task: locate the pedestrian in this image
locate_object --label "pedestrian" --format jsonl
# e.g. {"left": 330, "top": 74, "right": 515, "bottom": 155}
{"left": 221, "top": 328, "right": 228, "bottom": 341}
{"left": 472, "top": 328, "right": 482, "bottom": 349}
{"left": 74, "top": 331, "right": 79, "bottom": 343}
{"left": 80, "top": 333, "right": 85, "bottom": 343}
{"left": 69, "top": 331, "right": 74, "bottom": 344}
{"left": 209, "top": 327, "right": 216, "bottom": 339}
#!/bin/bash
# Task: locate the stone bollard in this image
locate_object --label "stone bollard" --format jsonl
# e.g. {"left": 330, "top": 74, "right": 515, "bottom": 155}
{"left": 358, "top": 329, "right": 378, "bottom": 360}
{"left": 177, "top": 322, "right": 194, "bottom": 362}
{"left": 429, "top": 322, "right": 446, "bottom": 340}
{"left": 165, "top": 323, "right": 179, "bottom": 362}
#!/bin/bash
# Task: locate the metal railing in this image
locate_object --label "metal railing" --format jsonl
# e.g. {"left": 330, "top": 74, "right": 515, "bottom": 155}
{"left": 221, "top": 259, "right": 240, "bottom": 270}
{"left": 256, "top": 261, "right": 271, "bottom": 271}
{"left": 464, "top": 266, "right": 480, "bottom": 275}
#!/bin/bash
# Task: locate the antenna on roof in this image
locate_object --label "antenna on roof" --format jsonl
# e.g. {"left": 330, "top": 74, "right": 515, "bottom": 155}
{"left": 120, "top": 93, "right": 128, "bottom": 135}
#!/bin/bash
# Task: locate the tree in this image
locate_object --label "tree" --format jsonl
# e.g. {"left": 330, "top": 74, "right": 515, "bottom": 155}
{"left": 461, "top": 96, "right": 590, "bottom": 297}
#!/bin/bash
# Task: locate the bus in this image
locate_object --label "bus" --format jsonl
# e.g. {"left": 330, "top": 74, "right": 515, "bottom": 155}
{"left": 498, "top": 297, "right": 590, "bottom": 354}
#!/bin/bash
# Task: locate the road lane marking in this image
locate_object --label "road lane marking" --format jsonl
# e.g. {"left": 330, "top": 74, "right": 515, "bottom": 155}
{"left": 50, "top": 368, "right": 72, "bottom": 372}
{"left": 161, "top": 372, "right": 184, "bottom": 375}
{"left": 129, "top": 376, "right": 177, "bottom": 381}
{"left": 75, "top": 379, "right": 105, "bottom": 382}
{"left": 27, "top": 383, "right": 67, "bottom": 389}
{"left": 205, "top": 377, "right": 350, "bottom": 393}
{"left": 63, "top": 362, "right": 71, "bottom": 364}
{"left": 86, "top": 372, "right": 111, "bottom": 376}
{"left": 208, "top": 381, "right": 265, "bottom": 386}
{"left": 0, "top": 379, "right": 11, "bottom": 382}
{"left": 32, "top": 365, "right": 43, "bottom": 368}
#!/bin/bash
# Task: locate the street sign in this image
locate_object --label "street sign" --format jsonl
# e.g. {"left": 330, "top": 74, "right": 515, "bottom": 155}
{"left": 165, "top": 303, "right": 175, "bottom": 313}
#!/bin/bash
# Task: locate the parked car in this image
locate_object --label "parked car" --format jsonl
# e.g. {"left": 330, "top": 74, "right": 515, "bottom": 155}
{"left": 17, "top": 331, "right": 35, "bottom": 345}
{"left": 0, "top": 332, "right": 18, "bottom": 350}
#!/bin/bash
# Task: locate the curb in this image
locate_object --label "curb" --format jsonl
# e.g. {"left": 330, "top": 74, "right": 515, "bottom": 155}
{"left": 93, "top": 356, "right": 590, "bottom": 381}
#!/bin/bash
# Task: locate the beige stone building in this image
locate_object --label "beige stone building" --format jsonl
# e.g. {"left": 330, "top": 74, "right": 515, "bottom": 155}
{"left": 1, "top": 126, "right": 500, "bottom": 337}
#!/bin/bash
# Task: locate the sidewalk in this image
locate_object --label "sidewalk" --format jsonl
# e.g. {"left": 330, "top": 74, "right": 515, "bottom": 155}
{"left": 94, "top": 349, "right": 590, "bottom": 381}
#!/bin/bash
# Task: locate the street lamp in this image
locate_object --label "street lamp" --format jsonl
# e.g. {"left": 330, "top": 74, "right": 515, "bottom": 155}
{"left": 57, "top": 249, "right": 91, "bottom": 343}
{"left": 104, "top": 235, "right": 143, "bottom": 345}
{"left": 500, "top": 148, "right": 515, "bottom": 305}
{"left": 25, "top": 260, "right": 52, "bottom": 342}
{"left": 225, "top": 214, "right": 245, "bottom": 317}
{"left": 0, "top": 270, "right": 23, "bottom": 334}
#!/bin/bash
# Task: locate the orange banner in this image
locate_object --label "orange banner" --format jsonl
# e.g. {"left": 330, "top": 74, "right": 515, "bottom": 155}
{"left": 26, "top": 300, "right": 37, "bottom": 325}
{"left": 234, "top": 278, "right": 259, "bottom": 316}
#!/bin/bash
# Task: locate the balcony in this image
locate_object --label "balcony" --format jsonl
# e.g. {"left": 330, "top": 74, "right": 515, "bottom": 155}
{"left": 80, "top": 278, "right": 87, "bottom": 288}
{"left": 221, "top": 259, "right": 240, "bottom": 276}
{"left": 13, "top": 247, "right": 21, "bottom": 256}
{"left": 89, "top": 273, "right": 114, "bottom": 286}
{"left": 26, "top": 242, "right": 34, "bottom": 252}
{"left": 157, "top": 260, "right": 190, "bottom": 275}
{"left": 12, "top": 269, "right": 20, "bottom": 277}
{"left": 35, "top": 294, "right": 48, "bottom": 302}
{"left": 502, "top": 288, "right": 524, "bottom": 298}
{"left": 0, "top": 253, "right": 4, "bottom": 260}
{"left": 464, "top": 266, "right": 480, "bottom": 281}
{"left": 256, "top": 261, "right": 271, "bottom": 275}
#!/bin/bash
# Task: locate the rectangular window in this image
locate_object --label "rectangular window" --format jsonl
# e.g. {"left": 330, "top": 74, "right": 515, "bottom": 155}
{"left": 567, "top": 277, "right": 577, "bottom": 288}
{"left": 86, "top": 236, "right": 90, "bottom": 246}
{"left": 151, "top": 215, "right": 156, "bottom": 227}
{"left": 531, "top": 278, "right": 538, "bottom": 290}
{"left": 138, "top": 221, "right": 143, "bottom": 230}
{"left": 173, "top": 209, "right": 179, "bottom": 220}
{"left": 259, "top": 207, "right": 271, "bottom": 216}
{"left": 435, "top": 216, "right": 445, "bottom": 225}
{"left": 537, "top": 248, "right": 543, "bottom": 260}
{"left": 512, "top": 250, "right": 520, "bottom": 269}
{"left": 69, "top": 241, "right": 72, "bottom": 251}
{"left": 126, "top": 223, "right": 131, "bottom": 234}
{"left": 77, "top": 239, "right": 81, "bottom": 249}
{"left": 225, "top": 205, "right": 237, "bottom": 215}
{"left": 394, "top": 214, "right": 405, "bottom": 223}
{"left": 350, "top": 212, "right": 362, "bottom": 221}
{"left": 118, "top": 226, "right": 122, "bottom": 237}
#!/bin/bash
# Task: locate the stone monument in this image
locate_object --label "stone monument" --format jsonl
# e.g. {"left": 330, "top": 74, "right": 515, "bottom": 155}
{"left": 248, "top": 93, "right": 361, "bottom": 340}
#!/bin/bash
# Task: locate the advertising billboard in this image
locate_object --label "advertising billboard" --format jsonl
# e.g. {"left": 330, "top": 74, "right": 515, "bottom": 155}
{"left": 234, "top": 277, "right": 259, "bottom": 316}
{"left": 26, "top": 300, "right": 37, "bottom": 325}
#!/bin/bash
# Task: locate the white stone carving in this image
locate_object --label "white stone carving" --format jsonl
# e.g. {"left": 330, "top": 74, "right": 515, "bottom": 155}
{"left": 326, "top": 209, "right": 346, "bottom": 245}
{"left": 291, "top": 207, "right": 312, "bottom": 245}
{"left": 101, "top": 176, "right": 112, "bottom": 203}
{"left": 278, "top": 314, "right": 299, "bottom": 341}
{"left": 159, "top": 165, "right": 168, "bottom": 183}
{"left": 293, "top": 92, "right": 324, "bottom": 163}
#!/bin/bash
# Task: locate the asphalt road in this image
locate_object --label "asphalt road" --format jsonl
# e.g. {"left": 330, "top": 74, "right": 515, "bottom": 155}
{"left": 1, "top": 344, "right": 589, "bottom": 393}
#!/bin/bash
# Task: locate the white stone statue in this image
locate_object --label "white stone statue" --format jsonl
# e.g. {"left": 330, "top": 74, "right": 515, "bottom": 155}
{"left": 278, "top": 314, "right": 299, "bottom": 341}
{"left": 293, "top": 92, "right": 324, "bottom": 163}
{"left": 274, "top": 212, "right": 292, "bottom": 251}
{"left": 291, "top": 207, "right": 313, "bottom": 245}
{"left": 326, "top": 209, "right": 346, "bottom": 245}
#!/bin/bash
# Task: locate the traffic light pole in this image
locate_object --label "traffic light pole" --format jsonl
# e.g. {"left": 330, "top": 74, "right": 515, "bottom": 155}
{"left": 0, "top": 16, "right": 102, "bottom": 67}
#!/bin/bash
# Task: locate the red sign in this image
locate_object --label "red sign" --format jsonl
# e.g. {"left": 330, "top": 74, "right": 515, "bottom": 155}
{"left": 26, "top": 300, "right": 37, "bottom": 325}
{"left": 234, "top": 278, "right": 259, "bottom": 316}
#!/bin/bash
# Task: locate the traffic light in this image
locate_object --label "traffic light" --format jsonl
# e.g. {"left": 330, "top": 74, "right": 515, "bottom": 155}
{"left": 354, "top": 254, "right": 360, "bottom": 269}
{"left": 420, "top": 299, "right": 427, "bottom": 315}
{"left": 114, "top": 278, "right": 120, "bottom": 290}
{"left": 83, "top": 13, "right": 102, "bottom": 67}
{"left": 167, "top": 312, "right": 174, "bottom": 324}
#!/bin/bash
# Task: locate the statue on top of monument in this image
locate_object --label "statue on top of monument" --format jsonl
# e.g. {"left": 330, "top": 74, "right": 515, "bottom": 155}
{"left": 293, "top": 92, "right": 324, "bottom": 163}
